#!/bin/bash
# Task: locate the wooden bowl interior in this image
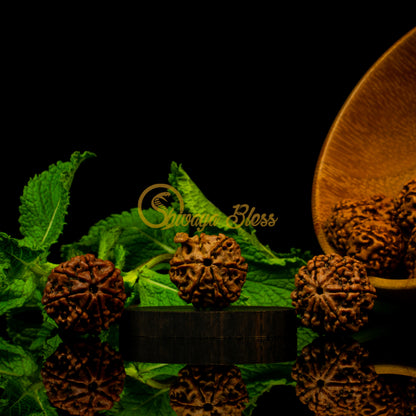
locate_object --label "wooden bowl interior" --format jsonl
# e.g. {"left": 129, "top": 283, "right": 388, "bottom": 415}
{"left": 312, "top": 28, "right": 416, "bottom": 291}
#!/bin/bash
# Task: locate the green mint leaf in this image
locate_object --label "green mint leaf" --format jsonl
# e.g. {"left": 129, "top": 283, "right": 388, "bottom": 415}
{"left": 168, "top": 162, "right": 308, "bottom": 307}
{"left": 136, "top": 266, "right": 186, "bottom": 307}
{"left": 0, "top": 337, "right": 38, "bottom": 378}
{"left": 240, "top": 362, "right": 295, "bottom": 414}
{"left": 0, "top": 337, "right": 58, "bottom": 416}
{"left": 109, "top": 377, "right": 174, "bottom": 416}
{"left": 0, "top": 277, "right": 37, "bottom": 316}
{"left": 235, "top": 260, "right": 301, "bottom": 308}
{"left": 62, "top": 208, "right": 187, "bottom": 270}
{"left": 0, "top": 377, "right": 58, "bottom": 416}
{"left": 18, "top": 151, "right": 95, "bottom": 250}
{"left": 0, "top": 232, "right": 43, "bottom": 272}
{"left": 125, "top": 362, "right": 183, "bottom": 387}
{"left": 97, "top": 227, "right": 123, "bottom": 260}
{"left": 0, "top": 232, "right": 45, "bottom": 315}
{"left": 168, "top": 162, "right": 285, "bottom": 265}
{"left": 297, "top": 326, "right": 318, "bottom": 353}
{"left": 113, "top": 244, "right": 127, "bottom": 270}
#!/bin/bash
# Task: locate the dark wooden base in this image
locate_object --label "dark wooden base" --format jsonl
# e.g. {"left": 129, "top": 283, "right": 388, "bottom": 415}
{"left": 119, "top": 306, "right": 297, "bottom": 364}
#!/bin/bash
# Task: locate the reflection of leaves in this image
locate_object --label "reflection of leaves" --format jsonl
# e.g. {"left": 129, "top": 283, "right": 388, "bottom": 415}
{"left": 0, "top": 377, "right": 58, "bottom": 416}
{"left": 0, "top": 337, "right": 58, "bottom": 416}
{"left": 125, "top": 362, "right": 183, "bottom": 388}
{"left": 0, "top": 321, "right": 316, "bottom": 416}
{"left": 297, "top": 326, "right": 319, "bottom": 353}
{"left": 108, "top": 377, "right": 175, "bottom": 416}
{"left": 240, "top": 362, "right": 295, "bottom": 415}
{"left": 0, "top": 310, "right": 62, "bottom": 415}
{"left": 115, "top": 360, "right": 297, "bottom": 416}
{"left": 109, "top": 325, "right": 318, "bottom": 416}
{"left": 0, "top": 338, "right": 38, "bottom": 378}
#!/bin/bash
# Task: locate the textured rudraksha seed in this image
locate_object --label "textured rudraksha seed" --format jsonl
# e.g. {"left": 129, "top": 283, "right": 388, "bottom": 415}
{"left": 323, "top": 195, "right": 396, "bottom": 253}
{"left": 345, "top": 219, "right": 404, "bottom": 276}
{"left": 395, "top": 178, "right": 416, "bottom": 239}
{"left": 404, "top": 227, "right": 416, "bottom": 279}
{"left": 169, "top": 233, "right": 248, "bottom": 308}
{"left": 405, "top": 377, "right": 416, "bottom": 415}
{"left": 42, "top": 254, "right": 127, "bottom": 333}
{"left": 41, "top": 339, "right": 125, "bottom": 416}
{"left": 373, "top": 375, "right": 416, "bottom": 415}
{"left": 292, "top": 337, "right": 381, "bottom": 415}
{"left": 169, "top": 365, "right": 249, "bottom": 416}
{"left": 290, "top": 254, "right": 376, "bottom": 333}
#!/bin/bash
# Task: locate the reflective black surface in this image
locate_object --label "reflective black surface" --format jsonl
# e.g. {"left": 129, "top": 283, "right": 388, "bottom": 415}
{"left": 0, "top": 304, "right": 415, "bottom": 415}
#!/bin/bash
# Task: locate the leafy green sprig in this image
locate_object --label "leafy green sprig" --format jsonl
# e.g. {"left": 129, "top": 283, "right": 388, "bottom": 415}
{"left": 0, "top": 151, "right": 95, "bottom": 316}
{"left": 0, "top": 152, "right": 317, "bottom": 416}
{"left": 64, "top": 161, "right": 310, "bottom": 308}
{"left": 0, "top": 151, "right": 310, "bottom": 320}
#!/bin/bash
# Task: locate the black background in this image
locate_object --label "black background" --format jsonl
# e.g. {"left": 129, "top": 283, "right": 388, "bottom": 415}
{"left": 2, "top": 19, "right": 414, "bottom": 265}
{"left": 0, "top": 14, "right": 415, "bottom": 416}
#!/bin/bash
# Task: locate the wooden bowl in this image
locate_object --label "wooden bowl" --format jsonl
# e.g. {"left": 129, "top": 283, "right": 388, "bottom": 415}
{"left": 312, "top": 27, "right": 416, "bottom": 293}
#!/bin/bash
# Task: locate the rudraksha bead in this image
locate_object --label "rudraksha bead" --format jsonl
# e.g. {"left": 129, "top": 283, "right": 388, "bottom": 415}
{"left": 169, "top": 233, "right": 248, "bottom": 308}
{"left": 169, "top": 365, "right": 248, "bottom": 415}
{"left": 41, "top": 339, "right": 125, "bottom": 416}
{"left": 323, "top": 195, "right": 395, "bottom": 253}
{"left": 345, "top": 219, "right": 404, "bottom": 276}
{"left": 42, "top": 254, "right": 126, "bottom": 333}
{"left": 291, "top": 254, "right": 376, "bottom": 333}
{"left": 292, "top": 337, "right": 380, "bottom": 415}
{"left": 395, "top": 178, "right": 416, "bottom": 239}
{"left": 404, "top": 227, "right": 416, "bottom": 279}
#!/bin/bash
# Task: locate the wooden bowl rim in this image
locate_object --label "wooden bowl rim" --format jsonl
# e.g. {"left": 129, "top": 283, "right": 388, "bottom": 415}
{"left": 374, "top": 363, "right": 416, "bottom": 378}
{"left": 369, "top": 276, "right": 416, "bottom": 291}
{"left": 312, "top": 27, "right": 416, "bottom": 292}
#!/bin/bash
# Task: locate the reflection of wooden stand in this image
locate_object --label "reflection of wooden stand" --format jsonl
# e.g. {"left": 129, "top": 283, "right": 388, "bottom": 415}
{"left": 374, "top": 364, "right": 416, "bottom": 378}
{"left": 119, "top": 306, "right": 297, "bottom": 364}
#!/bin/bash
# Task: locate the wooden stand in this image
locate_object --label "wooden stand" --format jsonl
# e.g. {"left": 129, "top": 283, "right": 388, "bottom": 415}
{"left": 119, "top": 306, "right": 297, "bottom": 364}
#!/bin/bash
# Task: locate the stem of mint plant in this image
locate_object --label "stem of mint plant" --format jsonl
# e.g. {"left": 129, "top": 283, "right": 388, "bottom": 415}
{"left": 140, "top": 253, "right": 173, "bottom": 270}
{"left": 29, "top": 262, "right": 56, "bottom": 278}
{"left": 123, "top": 253, "right": 173, "bottom": 288}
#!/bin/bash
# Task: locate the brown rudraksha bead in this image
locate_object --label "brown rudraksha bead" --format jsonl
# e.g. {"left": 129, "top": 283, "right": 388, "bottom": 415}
{"left": 292, "top": 338, "right": 376, "bottom": 414}
{"left": 292, "top": 337, "right": 381, "bottom": 415}
{"left": 395, "top": 178, "right": 416, "bottom": 239}
{"left": 290, "top": 254, "right": 376, "bottom": 333}
{"left": 323, "top": 195, "right": 396, "bottom": 253}
{"left": 294, "top": 337, "right": 416, "bottom": 415}
{"left": 373, "top": 375, "right": 416, "bottom": 416}
{"left": 345, "top": 219, "right": 404, "bottom": 276}
{"left": 169, "top": 365, "right": 249, "bottom": 416}
{"left": 169, "top": 233, "right": 248, "bottom": 308}
{"left": 41, "top": 339, "right": 125, "bottom": 416}
{"left": 405, "top": 377, "right": 416, "bottom": 415}
{"left": 404, "top": 227, "right": 416, "bottom": 279}
{"left": 42, "top": 254, "right": 126, "bottom": 333}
